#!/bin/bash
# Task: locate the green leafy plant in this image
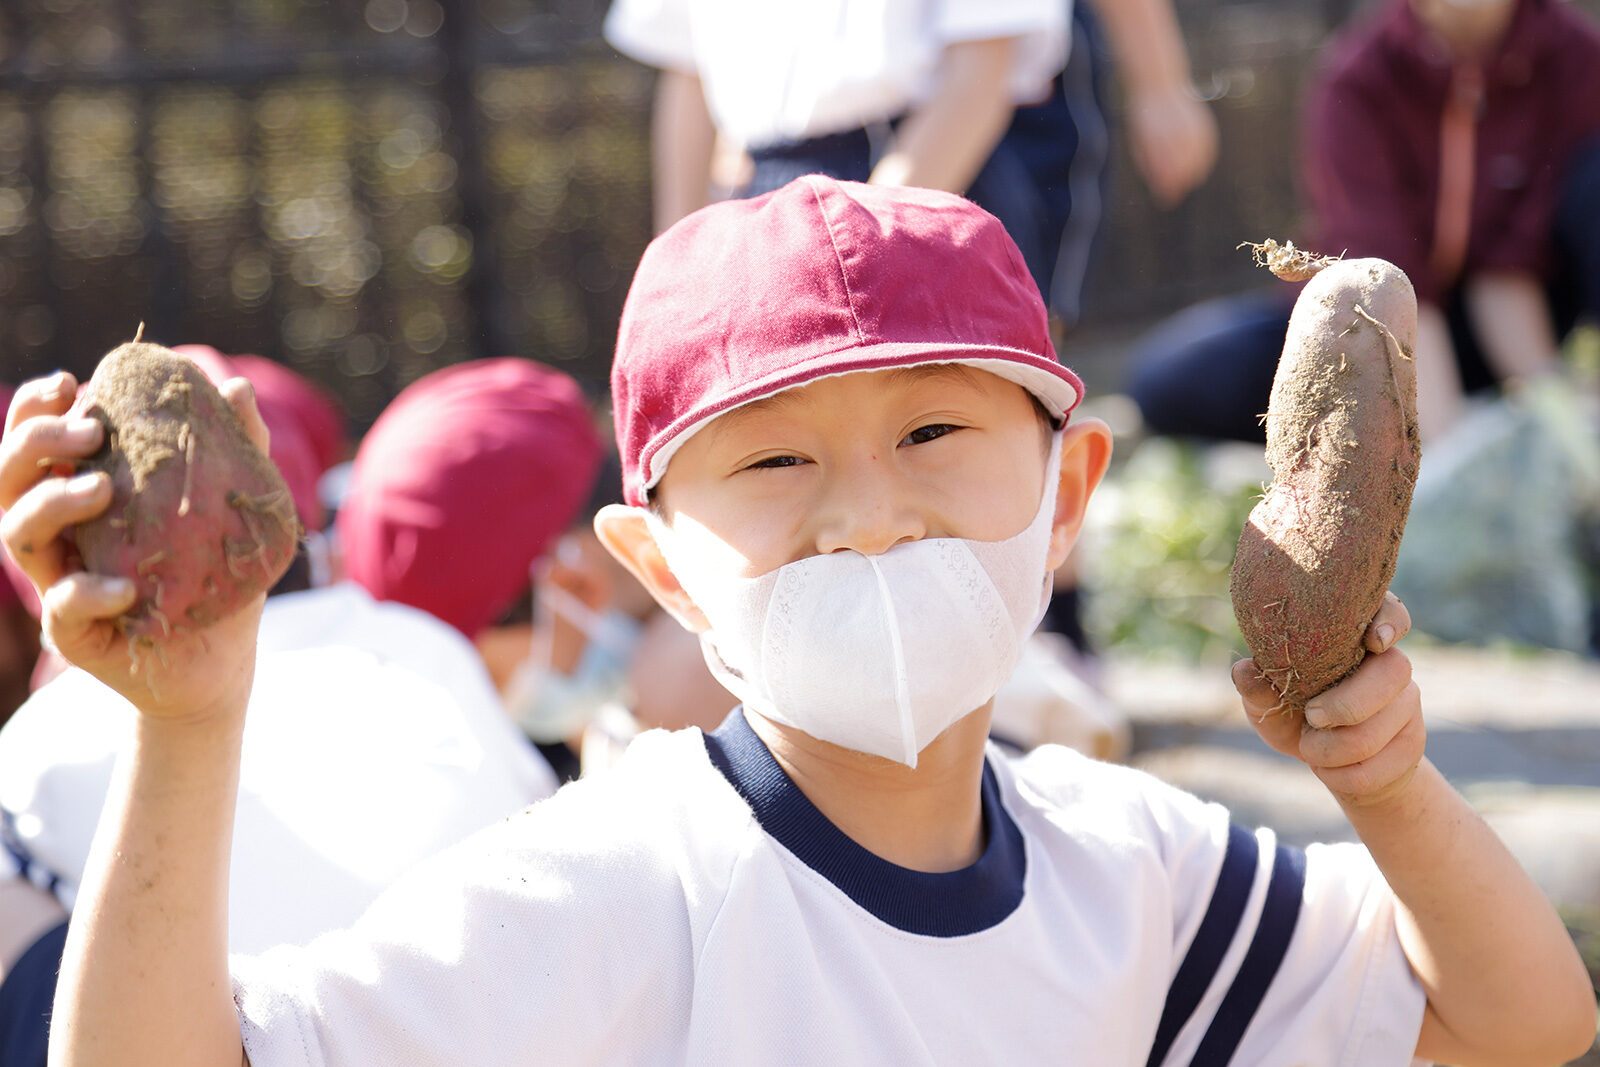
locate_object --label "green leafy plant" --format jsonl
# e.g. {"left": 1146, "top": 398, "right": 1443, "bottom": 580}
{"left": 1082, "top": 437, "right": 1263, "bottom": 666}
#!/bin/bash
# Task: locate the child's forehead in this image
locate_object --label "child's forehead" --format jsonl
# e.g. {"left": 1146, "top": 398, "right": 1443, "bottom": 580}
{"left": 699, "top": 363, "right": 1021, "bottom": 434}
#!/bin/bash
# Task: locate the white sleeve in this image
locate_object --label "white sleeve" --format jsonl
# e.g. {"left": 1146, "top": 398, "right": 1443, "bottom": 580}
{"left": 1155, "top": 831, "right": 1426, "bottom": 1067}
{"left": 1013, "top": 747, "right": 1426, "bottom": 1066}
{"left": 231, "top": 782, "right": 694, "bottom": 1066}
{"left": 1130, "top": 764, "right": 1426, "bottom": 1066}
{"left": 933, "top": 0, "right": 1070, "bottom": 100}
{"left": 603, "top": 0, "right": 698, "bottom": 73}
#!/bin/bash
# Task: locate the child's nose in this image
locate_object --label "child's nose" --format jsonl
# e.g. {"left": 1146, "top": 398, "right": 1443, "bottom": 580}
{"left": 811, "top": 458, "right": 926, "bottom": 557}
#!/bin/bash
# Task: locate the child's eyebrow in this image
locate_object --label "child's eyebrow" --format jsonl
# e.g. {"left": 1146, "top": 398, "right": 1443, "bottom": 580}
{"left": 704, "top": 363, "right": 986, "bottom": 449}
{"left": 879, "top": 363, "right": 984, "bottom": 391}
{"left": 702, "top": 388, "right": 809, "bottom": 446}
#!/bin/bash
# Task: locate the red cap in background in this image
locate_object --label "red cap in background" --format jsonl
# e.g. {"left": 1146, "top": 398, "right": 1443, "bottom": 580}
{"left": 226, "top": 353, "right": 348, "bottom": 473}
{"left": 337, "top": 358, "right": 604, "bottom": 639}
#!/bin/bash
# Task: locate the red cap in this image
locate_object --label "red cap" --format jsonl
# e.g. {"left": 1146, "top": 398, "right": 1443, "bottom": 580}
{"left": 171, "top": 346, "right": 328, "bottom": 532}
{"left": 337, "top": 358, "right": 603, "bottom": 638}
{"left": 610, "top": 175, "right": 1082, "bottom": 506}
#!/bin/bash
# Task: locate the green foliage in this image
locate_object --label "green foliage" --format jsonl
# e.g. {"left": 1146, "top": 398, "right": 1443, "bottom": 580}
{"left": 1082, "top": 437, "right": 1264, "bottom": 665}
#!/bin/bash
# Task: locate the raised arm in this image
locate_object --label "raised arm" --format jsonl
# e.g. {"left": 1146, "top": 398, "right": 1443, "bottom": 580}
{"left": 650, "top": 67, "right": 717, "bottom": 233}
{"left": 870, "top": 37, "right": 1017, "bottom": 195}
{"left": 1462, "top": 271, "right": 1565, "bottom": 387}
{"left": 1235, "top": 595, "right": 1597, "bottom": 1065}
{"left": 1083, "top": 0, "right": 1216, "bottom": 206}
{"left": 0, "top": 372, "right": 254, "bottom": 1067}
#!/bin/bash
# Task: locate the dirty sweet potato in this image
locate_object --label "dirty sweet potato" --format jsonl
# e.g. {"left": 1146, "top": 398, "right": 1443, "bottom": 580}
{"left": 68, "top": 340, "right": 301, "bottom": 673}
{"left": 1229, "top": 249, "right": 1421, "bottom": 712}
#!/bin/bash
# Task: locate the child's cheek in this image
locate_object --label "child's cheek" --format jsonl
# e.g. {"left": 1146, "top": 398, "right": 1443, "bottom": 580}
{"left": 665, "top": 512, "right": 776, "bottom": 581}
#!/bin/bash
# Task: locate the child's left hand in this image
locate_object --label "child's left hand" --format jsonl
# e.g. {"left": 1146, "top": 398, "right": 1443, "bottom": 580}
{"left": 1233, "top": 592, "right": 1426, "bottom": 809}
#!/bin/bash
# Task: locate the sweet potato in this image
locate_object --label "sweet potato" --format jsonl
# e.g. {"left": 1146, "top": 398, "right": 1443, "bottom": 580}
{"left": 1229, "top": 249, "right": 1421, "bottom": 712}
{"left": 68, "top": 340, "right": 301, "bottom": 671}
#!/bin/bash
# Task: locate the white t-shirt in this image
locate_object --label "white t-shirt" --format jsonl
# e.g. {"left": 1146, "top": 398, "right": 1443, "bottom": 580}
{"left": 604, "top": 0, "right": 1070, "bottom": 147}
{"left": 0, "top": 583, "right": 557, "bottom": 955}
{"left": 232, "top": 710, "right": 1425, "bottom": 1065}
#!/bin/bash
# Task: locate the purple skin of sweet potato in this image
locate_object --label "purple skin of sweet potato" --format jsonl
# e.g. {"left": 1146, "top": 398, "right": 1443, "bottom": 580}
{"left": 66, "top": 342, "right": 300, "bottom": 657}
{"left": 1229, "top": 259, "right": 1421, "bottom": 712}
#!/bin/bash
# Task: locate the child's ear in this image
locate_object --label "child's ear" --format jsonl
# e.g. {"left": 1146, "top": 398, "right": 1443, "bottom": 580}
{"left": 592, "top": 504, "right": 710, "bottom": 633}
{"left": 1045, "top": 418, "right": 1113, "bottom": 570}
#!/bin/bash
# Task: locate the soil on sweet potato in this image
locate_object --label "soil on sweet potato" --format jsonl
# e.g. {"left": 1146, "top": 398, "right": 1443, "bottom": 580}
{"left": 70, "top": 340, "right": 300, "bottom": 675}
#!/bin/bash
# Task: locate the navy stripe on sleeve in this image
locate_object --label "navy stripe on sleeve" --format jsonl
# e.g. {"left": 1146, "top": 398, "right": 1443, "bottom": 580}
{"left": 1189, "top": 843, "right": 1307, "bottom": 1067}
{"left": 0, "top": 918, "right": 68, "bottom": 1067}
{"left": 1145, "top": 824, "right": 1260, "bottom": 1067}
{"left": 1, "top": 809, "right": 35, "bottom": 880}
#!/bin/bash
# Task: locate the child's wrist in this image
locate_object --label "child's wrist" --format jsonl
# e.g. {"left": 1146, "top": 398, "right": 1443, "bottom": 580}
{"left": 132, "top": 691, "right": 250, "bottom": 742}
{"left": 123, "top": 650, "right": 256, "bottom": 732}
{"left": 1324, "top": 757, "right": 1434, "bottom": 819}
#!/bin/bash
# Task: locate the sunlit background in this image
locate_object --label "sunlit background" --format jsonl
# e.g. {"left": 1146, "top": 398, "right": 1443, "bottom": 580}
{"left": 0, "top": 0, "right": 1464, "bottom": 432}
{"left": 0, "top": 0, "right": 653, "bottom": 430}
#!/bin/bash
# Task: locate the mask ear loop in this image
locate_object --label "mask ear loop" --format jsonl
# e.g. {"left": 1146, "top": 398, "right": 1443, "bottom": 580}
{"left": 1032, "top": 430, "right": 1068, "bottom": 625}
{"left": 538, "top": 581, "right": 634, "bottom": 661}
{"left": 525, "top": 557, "right": 559, "bottom": 680}
{"left": 866, "top": 555, "right": 919, "bottom": 769}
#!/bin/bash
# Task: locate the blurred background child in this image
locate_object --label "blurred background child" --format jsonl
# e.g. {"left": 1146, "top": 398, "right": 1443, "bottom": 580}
{"left": 1128, "top": 0, "right": 1600, "bottom": 446}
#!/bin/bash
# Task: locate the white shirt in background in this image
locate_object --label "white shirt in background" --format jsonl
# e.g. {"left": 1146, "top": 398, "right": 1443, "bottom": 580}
{"left": 0, "top": 582, "right": 556, "bottom": 955}
{"left": 604, "top": 0, "right": 1071, "bottom": 147}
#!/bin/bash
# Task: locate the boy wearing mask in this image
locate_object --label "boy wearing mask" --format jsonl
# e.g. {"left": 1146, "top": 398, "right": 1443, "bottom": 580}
{"left": 1, "top": 177, "right": 1594, "bottom": 1065}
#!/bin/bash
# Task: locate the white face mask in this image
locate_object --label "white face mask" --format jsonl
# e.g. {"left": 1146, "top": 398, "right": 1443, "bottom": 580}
{"left": 505, "top": 581, "right": 642, "bottom": 744}
{"left": 647, "top": 433, "right": 1063, "bottom": 768}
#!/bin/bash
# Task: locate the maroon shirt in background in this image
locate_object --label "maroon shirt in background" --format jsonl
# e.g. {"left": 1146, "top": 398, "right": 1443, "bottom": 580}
{"left": 1303, "top": 0, "right": 1600, "bottom": 305}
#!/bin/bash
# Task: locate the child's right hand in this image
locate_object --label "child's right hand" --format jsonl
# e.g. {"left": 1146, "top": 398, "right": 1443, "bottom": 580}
{"left": 0, "top": 371, "right": 265, "bottom": 723}
{"left": 1233, "top": 592, "right": 1426, "bottom": 810}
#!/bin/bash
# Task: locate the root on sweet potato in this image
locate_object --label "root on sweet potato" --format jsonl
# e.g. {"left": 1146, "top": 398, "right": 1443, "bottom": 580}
{"left": 1238, "top": 238, "right": 1345, "bottom": 283}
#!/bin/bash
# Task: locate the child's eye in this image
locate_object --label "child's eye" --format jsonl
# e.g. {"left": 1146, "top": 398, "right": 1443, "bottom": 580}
{"left": 742, "top": 453, "right": 807, "bottom": 471}
{"left": 901, "top": 423, "right": 958, "bottom": 447}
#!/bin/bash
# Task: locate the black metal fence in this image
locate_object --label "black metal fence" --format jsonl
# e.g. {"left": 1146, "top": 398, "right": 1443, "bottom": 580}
{"left": 0, "top": 0, "right": 652, "bottom": 430}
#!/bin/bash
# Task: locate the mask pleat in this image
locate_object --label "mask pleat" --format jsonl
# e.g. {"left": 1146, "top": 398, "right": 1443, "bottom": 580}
{"left": 867, "top": 554, "right": 919, "bottom": 769}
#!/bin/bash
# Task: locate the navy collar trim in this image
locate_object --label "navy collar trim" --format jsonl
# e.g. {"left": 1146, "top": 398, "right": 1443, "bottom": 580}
{"left": 703, "top": 709, "right": 1026, "bottom": 937}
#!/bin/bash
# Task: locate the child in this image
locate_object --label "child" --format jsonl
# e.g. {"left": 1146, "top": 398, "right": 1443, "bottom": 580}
{"left": 333, "top": 357, "right": 611, "bottom": 780}
{"left": 1, "top": 177, "right": 1593, "bottom": 1065}
{"left": 608, "top": 0, "right": 1217, "bottom": 324}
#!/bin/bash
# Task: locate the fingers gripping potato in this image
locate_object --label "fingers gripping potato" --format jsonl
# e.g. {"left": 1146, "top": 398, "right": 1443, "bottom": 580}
{"left": 0, "top": 344, "right": 294, "bottom": 712}
{"left": 1235, "top": 637, "right": 1426, "bottom": 808}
